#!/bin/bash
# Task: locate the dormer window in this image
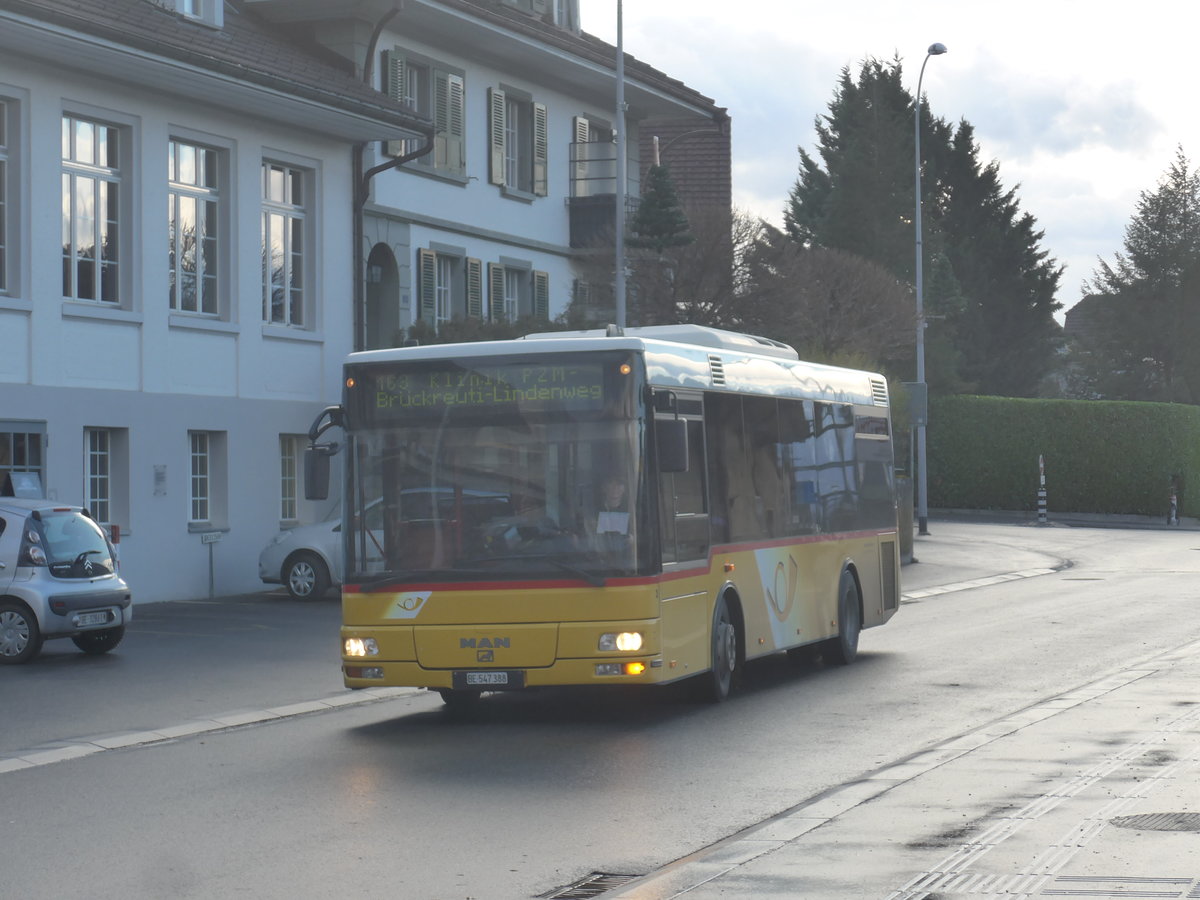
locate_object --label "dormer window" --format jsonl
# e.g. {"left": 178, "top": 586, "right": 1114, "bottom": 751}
{"left": 176, "top": 0, "right": 223, "bottom": 28}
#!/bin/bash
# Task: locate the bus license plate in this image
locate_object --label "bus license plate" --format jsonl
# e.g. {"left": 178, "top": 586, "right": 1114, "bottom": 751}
{"left": 453, "top": 671, "right": 524, "bottom": 690}
{"left": 466, "top": 672, "right": 507, "bottom": 686}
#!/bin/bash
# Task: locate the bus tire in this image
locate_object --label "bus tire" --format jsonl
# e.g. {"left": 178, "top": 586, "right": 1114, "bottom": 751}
{"left": 825, "top": 570, "right": 861, "bottom": 666}
{"left": 701, "top": 594, "right": 739, "bottom": 702}
{"left": 438, "top": 689, "right": 483, "bottom": 713}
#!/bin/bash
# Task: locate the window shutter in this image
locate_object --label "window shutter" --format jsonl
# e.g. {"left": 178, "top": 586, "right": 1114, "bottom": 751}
{"left": 417, "top": 248, "right": 437, "bottom": 320}
{"left": 488, "top": 87, "right": 506, "bottom": 186}
{"left": 573, "top": 279, "right": 591, "bottom": 306}
{"left": 572, "top": 116, "right": 590, "bottom": 189}
{"left": 435, "top": 71, "right": 467, "bottom": 174}
{"left": 447, "top": 73, "right": 465, "bottom": 174}
{"left": 488, "top": 263, "right": 506, "bottom": 322}
{"left": 466, "top": 258, "right": 483, "bottom": 319}
{"left": 533, "top": 102, "right": 548, "bottom": 197}
{"left": 533, "top": 270, "right": 549, "bottom": 320}
{"left": 384, "top": 50, "right": 408, "bottom": 158}
{"left": 573, "top": 115, "right": 590, "bottom": 144}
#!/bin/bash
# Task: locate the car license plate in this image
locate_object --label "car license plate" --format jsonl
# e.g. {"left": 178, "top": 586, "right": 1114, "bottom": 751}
{"left": 452, "top": 670, "right": 524, "bottom": 690}
{"left": 76, "top": 611, "right": 109, "bottom": 627}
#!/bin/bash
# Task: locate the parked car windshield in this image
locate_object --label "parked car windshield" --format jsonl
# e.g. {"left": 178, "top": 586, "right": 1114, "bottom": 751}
{"left": 35, "top": 510, "right": 116, "bottom": 578}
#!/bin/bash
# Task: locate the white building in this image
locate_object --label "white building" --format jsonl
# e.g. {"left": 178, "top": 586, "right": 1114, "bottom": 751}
{"left": 0, "top": 0, "right": 727, "bottom": 602}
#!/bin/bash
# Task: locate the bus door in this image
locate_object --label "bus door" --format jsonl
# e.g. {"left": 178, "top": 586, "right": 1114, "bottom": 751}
{"left": 654, "top": 390, "right": 709, "bottom": 566}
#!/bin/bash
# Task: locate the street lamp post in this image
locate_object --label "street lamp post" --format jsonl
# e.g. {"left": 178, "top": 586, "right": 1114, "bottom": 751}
{"left": 914, "top": 41, "right": 946, "bottom": 537}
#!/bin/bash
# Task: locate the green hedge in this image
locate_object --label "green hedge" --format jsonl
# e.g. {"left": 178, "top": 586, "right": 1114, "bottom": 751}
{"left": 927, "top": 396, "right": 1200, "bottom": 517}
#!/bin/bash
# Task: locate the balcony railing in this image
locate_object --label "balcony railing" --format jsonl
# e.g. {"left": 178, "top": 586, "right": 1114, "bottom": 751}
{"left": 568, "top": 142, "right": 640, "bottom": 248}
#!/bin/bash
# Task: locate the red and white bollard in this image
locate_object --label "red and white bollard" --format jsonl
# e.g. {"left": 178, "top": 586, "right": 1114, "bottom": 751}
{"left": 1037, "top": 455, "right": 1048, "bottom": 525}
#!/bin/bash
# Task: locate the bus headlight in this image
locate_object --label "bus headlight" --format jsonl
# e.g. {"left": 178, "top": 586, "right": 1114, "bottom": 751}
{"left": 345, "top": 637, "right": 378, "bottom": 657}
{"left": 598, "top": 631, "right": 643, "bottom": 652}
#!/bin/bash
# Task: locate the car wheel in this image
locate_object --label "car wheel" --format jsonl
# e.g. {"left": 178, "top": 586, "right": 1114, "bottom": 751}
{"left": 824, "top": 570, "right": 861, "bottom": 666}
{"left": 72, "top": 625, "right": 125, "bottom": 655}
{"left": 285, "top": 552, "right": 330, "bottom": 600}
{"left": 0, "top": 601, "right": 43, "bottom": 665}
{"left": 699, "top": 594, "right": 740, "bottom": 702}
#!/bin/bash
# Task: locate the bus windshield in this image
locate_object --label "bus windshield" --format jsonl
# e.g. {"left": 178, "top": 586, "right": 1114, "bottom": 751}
{"left": 343, "top": 352, "right": 648, "bottom": 584}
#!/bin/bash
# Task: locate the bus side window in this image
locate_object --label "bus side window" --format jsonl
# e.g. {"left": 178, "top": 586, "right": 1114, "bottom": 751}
{"left": 658, "top": 417, "right": 708, "bottom": 563}
{"left": 780, "top": 400, "right": 818, "bottom": 535}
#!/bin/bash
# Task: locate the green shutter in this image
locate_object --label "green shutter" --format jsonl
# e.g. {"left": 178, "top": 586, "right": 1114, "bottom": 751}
{"left": 533, "top": 270, "right": 549, "bottom": 320}
{"left": 384, "top": 50, "right": 407, "bottom": 158}
{"left": 434, "top": 71, "right": 466, "bottom": 174}
{"left": 488, "top": 87, "right": 506, "bottom": 186}
{"left": 417, "top": 248, "right": 436, "bottom": 321}
{"left": 533, "top": 102, "right": 548, "bottom": 197}
{"left": 446, "top": 73, "right": 465, "bottom": 175}
{"left": 466, "top": 258, "right": 483, "bottom": 319}
{"left": 488, "top": 263, "right": 506, "bottom": 321}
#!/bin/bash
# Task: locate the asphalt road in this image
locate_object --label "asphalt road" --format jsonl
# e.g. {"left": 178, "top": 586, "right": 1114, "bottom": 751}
{"left": 4, "top": 521, "right": 1197, "bottom": 899}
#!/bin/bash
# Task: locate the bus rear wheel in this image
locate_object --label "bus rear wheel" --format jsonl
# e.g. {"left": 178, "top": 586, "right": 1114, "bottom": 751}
{"left": 700, "top": 595, "right": 739, "bottom": 702}
{"left": 824, "top": 570, "right": 861, "bottom": 666}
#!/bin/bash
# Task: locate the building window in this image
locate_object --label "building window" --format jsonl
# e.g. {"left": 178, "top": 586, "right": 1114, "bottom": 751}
{"left": 488, "top": 87, "right": 548, "bottom": 197}
{"left": 83, "top": 427, "right": 128, "bottom": 532}
{"left": 488, "top": 263, "right": 550, "bottom": 322}
{"left": 383, "top": 51, "right": 465, "bottom": 176}
{"left": 262, "top": 161, "right": 307, "bottom": 327}
{"left": 168, "top": 140, "right": 220, "bottom": 315}
{"left": 85, "top": 429, "right": 111, "bottom": 525}
{"left": 175, "top": 0, "right": 223, "bottom": 27}
{"left": 0, "top": 422, "right": 44, "bottom": 493}
{"left": 62, "top": 114, "right": 122, "bottom": 303}
{"left": 280, "top": 435, "right": 301, "bottom": 521}
{"left": 0, "top": 99, "right": 8, "bottom": 293}
{"left": 189, "top": 431, "right": 209, "bottom": 522}
{"left": 417, "top": 248, "right": 483, "bottom": 327}
{"left": 187, "top": 430, "right": 226, "bottom": 528}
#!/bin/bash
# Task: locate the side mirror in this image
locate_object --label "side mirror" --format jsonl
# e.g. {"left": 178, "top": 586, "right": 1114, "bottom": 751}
{"left": 304, "top": 444, "right": 336, "bottom": 500}
{"left": 656, "top": 419, "right": 688, "bottom": 473}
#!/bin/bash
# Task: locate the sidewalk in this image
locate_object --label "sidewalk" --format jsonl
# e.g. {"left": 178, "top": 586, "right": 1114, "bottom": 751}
{"left": 606, "top": 520, "right": 1200, "bottom": 900}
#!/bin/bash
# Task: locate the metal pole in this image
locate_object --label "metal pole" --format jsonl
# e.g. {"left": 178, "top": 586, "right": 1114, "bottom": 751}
{"left": 914, "top": 42, "right": 945, "bottom": 537}
{"left": 614, "top": 0, "right": 627, "bottom": 329}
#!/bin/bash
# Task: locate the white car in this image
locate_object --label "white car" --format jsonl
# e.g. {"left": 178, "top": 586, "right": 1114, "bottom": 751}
{"left": 0, "top": 497, "right": 133, "bottom": 664}
{"left": 257, "top": 511, "right": 343, "bottom": 600}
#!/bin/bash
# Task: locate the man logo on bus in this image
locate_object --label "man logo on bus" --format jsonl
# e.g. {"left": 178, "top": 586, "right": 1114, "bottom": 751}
{"left": 460, "top": 637, "right": 511, "bottom": 649}
{"left": 767, "top": 556, "right": 799, "bottom": 621}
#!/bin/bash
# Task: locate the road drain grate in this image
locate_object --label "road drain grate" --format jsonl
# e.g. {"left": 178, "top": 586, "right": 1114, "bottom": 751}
{"left": 1111, "top": 812, "right": 1200, "bottom": 832}
{"left": 542, "top": 872, "right": 640, "bottom": 899}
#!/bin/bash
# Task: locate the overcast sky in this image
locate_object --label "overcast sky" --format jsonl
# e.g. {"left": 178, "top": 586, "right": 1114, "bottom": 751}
{"left": 579, "top": 0, "right": 1197, "bottom": 318}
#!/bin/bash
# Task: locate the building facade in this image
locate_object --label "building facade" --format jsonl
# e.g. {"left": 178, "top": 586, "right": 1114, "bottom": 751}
{"left": 0, "top": 0, "right": 727, "bottom": 602}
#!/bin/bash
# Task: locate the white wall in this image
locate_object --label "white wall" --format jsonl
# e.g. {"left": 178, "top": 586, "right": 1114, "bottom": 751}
{"left": 1, "top": 55, "right": 356, "bottom": 602}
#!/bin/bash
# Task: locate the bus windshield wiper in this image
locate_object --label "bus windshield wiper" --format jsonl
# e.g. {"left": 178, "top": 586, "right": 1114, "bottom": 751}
{"left": 457, "top": 554, "right": 606, "bottom": 587}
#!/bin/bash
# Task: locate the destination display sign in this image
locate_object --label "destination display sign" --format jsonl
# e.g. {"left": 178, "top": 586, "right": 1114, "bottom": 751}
{"left": 355, "top": 359, "right": 612, "bottom": 419}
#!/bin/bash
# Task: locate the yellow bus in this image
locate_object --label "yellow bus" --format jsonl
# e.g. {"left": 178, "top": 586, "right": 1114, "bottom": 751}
{"left": 305, "top": 325, "right": 901, "bottom": 706}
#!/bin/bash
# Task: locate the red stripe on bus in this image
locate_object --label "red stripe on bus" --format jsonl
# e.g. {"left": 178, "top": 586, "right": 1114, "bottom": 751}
{"left": 343, "top": 528, "right": 896, "bottom": 594}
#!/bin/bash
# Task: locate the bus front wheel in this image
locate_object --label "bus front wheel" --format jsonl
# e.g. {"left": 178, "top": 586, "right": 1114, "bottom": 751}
{"left": 825, "top": 570, "right": 861, "bottom": 666}
{"left": 438, "top": 689, "right": 482, "bottom": 712}
{"left": 701, "top": 594, "right": 739, "bottom": 702}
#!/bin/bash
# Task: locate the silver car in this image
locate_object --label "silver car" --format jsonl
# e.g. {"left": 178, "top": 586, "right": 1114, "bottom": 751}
{"left": 257, "top": 511, "right": 344, "bottom": 600}
{"left": 0, "top": 497, "right": 133, "bottom": 664}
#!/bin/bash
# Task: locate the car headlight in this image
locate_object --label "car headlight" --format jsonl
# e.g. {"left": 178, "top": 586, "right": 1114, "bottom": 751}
{"left": 267, "top": 530, "right": 294, "bottom": 547}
